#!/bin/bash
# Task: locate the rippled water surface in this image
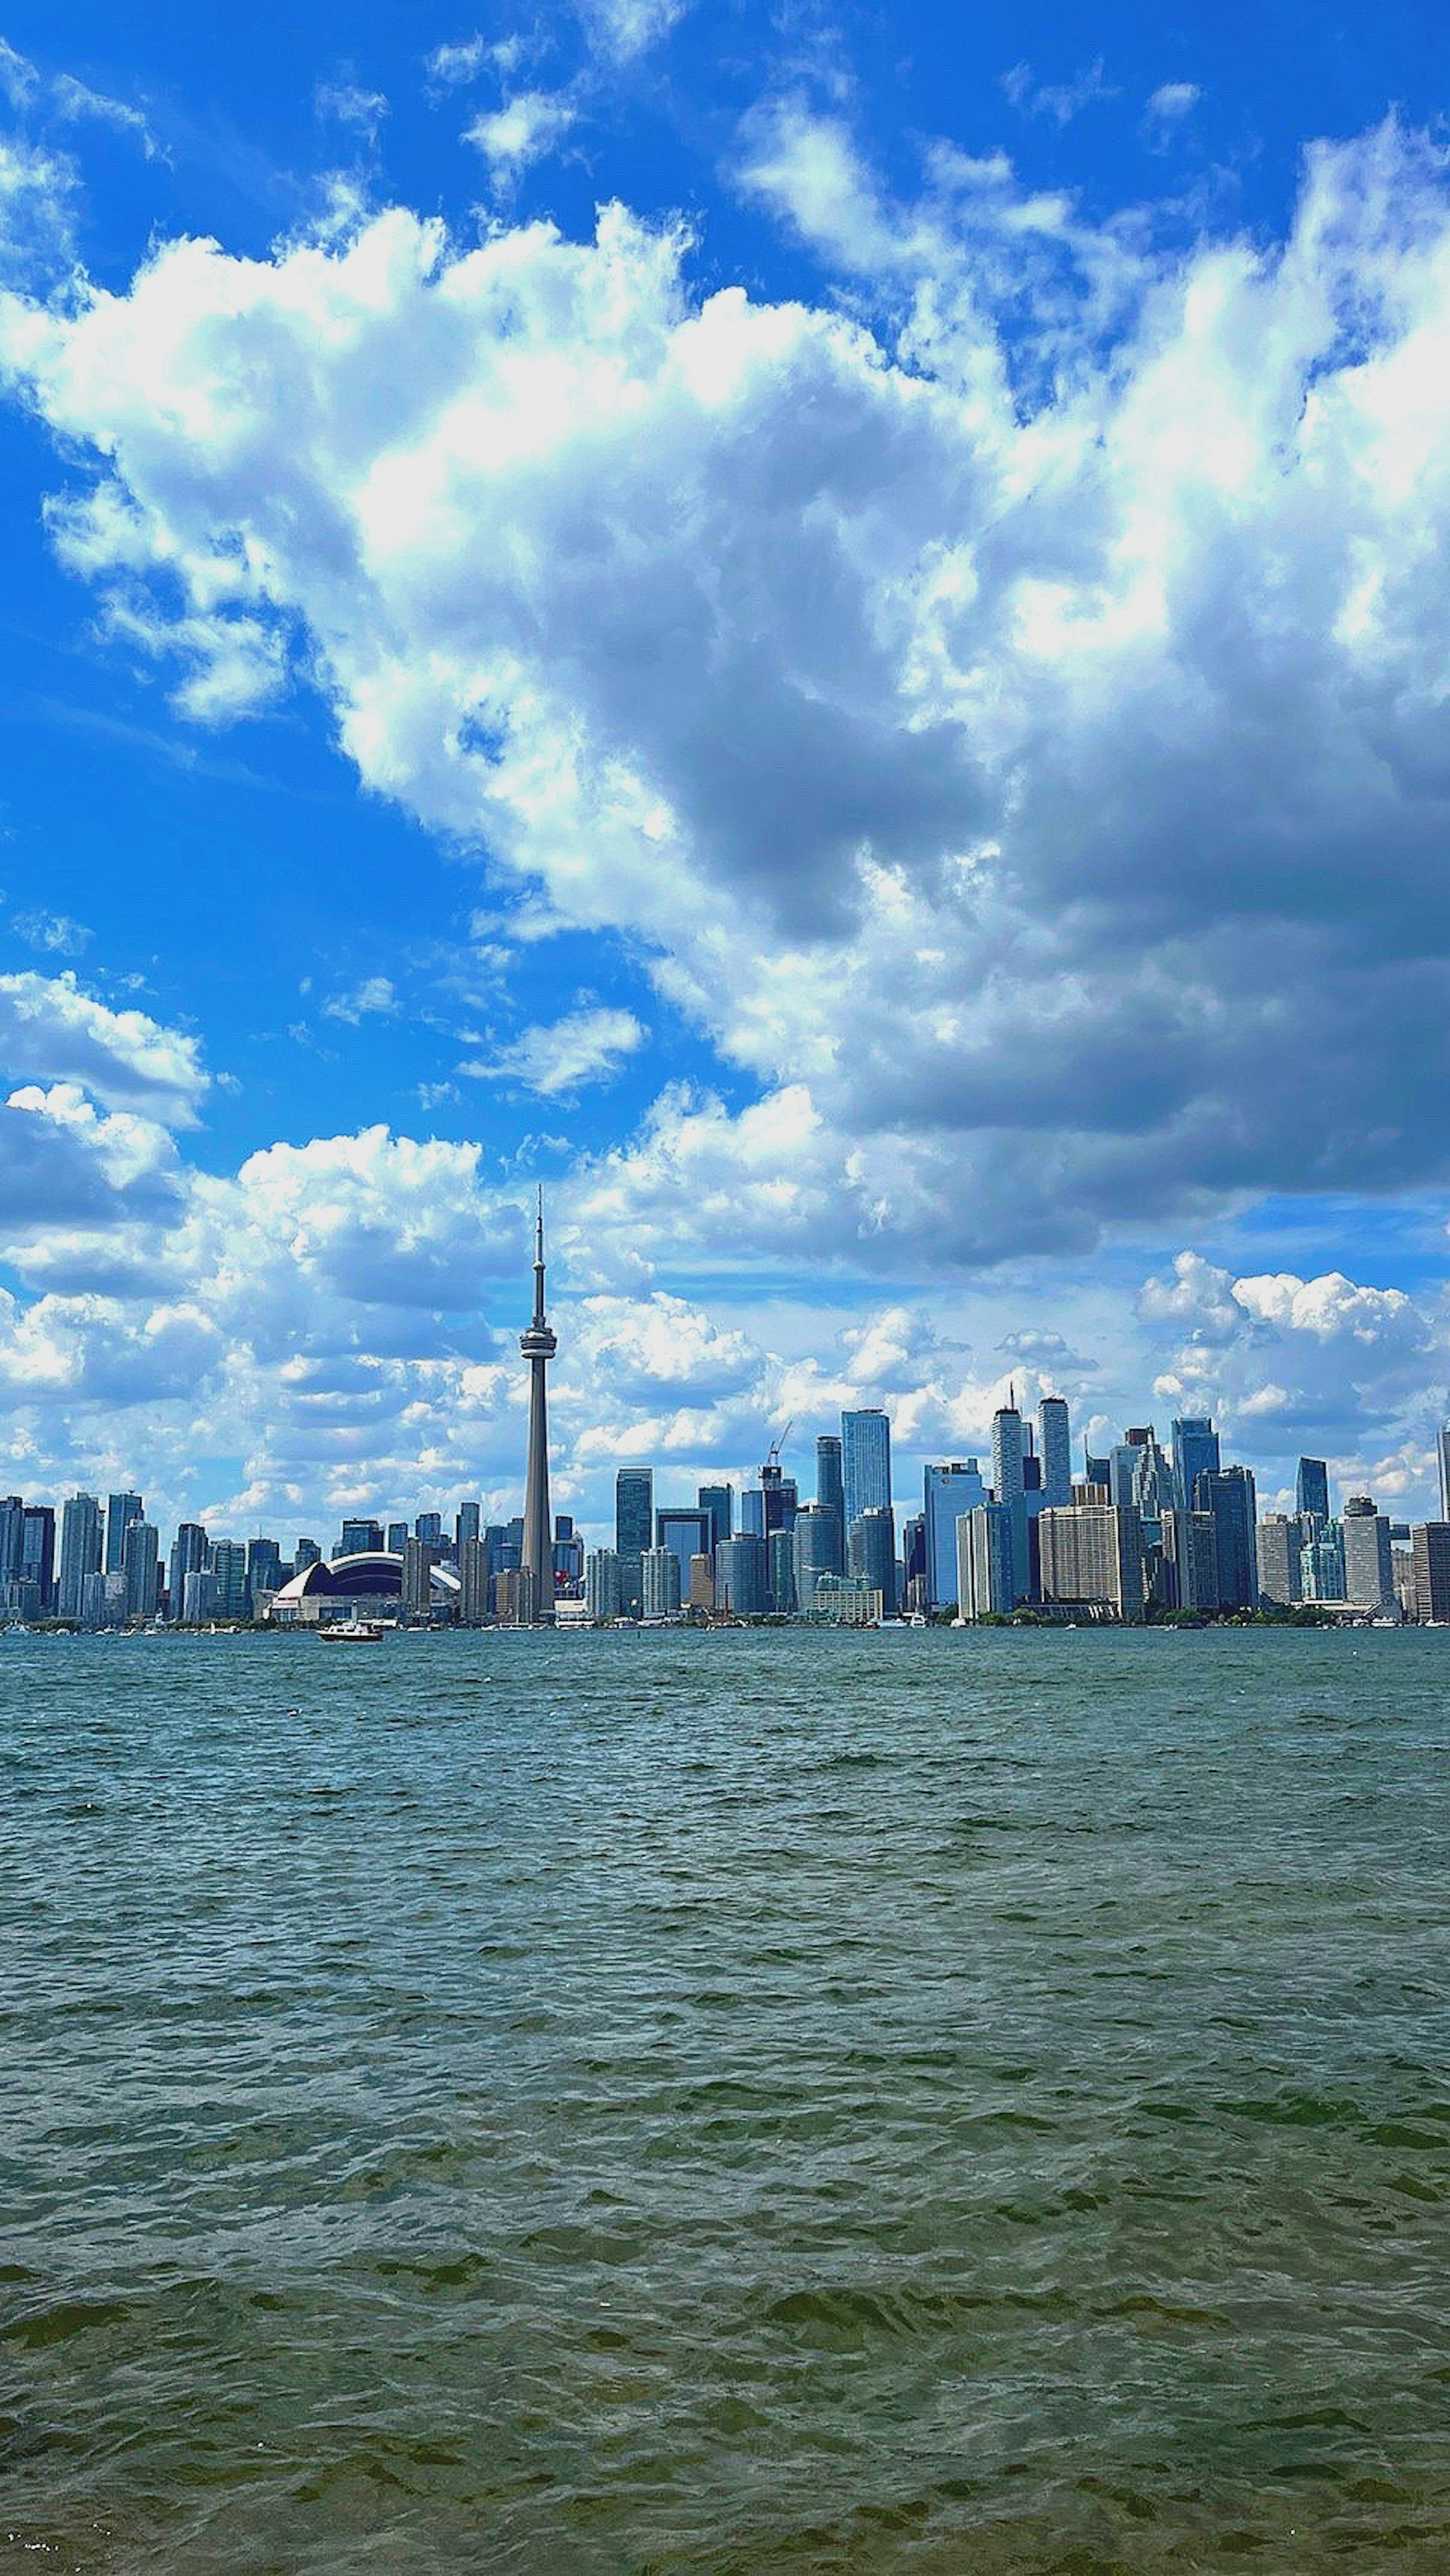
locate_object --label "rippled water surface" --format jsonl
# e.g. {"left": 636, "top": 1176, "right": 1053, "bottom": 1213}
{"left": 5, "top": 1626, "right": 1450, "bottom": 2573}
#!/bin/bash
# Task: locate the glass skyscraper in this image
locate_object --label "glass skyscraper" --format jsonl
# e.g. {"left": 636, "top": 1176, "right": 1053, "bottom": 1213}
{"left": 1296, "top": 1457, "right": 1330, "bottom": 1524}
{"left": 922, "top": 1460, "right": 988, "bottom": 1609}
{"left": 1172, "top": 1418, "right": 1220, "bottom": 1513}
{"left": 842, "top": 1409, "right": 891, "bottom": 1533}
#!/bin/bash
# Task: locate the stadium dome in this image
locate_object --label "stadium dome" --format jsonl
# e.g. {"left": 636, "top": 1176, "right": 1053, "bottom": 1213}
{"left": 270, "top": 1550, "right": 461, "bottom": 1614}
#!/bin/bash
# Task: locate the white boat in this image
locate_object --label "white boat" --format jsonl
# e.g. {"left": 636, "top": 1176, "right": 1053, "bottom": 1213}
{"left": 317, "top": 1618, "right": 386, "bottom": 1644}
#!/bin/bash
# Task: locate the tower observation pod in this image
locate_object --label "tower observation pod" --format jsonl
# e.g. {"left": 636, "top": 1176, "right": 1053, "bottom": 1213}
{"left": 519, "top": 1188, "right": 557, "bottom": 1624}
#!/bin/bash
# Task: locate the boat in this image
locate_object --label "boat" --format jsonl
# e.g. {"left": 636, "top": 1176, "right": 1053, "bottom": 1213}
{"left": 317, "top": 1618, "right": 386, "bottom": 1644}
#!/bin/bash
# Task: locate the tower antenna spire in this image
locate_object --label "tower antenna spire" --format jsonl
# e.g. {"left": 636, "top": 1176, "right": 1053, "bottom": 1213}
{"left": 519, "top": 1182, "right": 557, "bottom": 1621}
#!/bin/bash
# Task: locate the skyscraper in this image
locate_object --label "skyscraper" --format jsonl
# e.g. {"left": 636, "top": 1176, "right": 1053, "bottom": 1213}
{"left": 57, "top": 1494, "right": 103, "bottom": 1622}
{"left": 991, "top": 1402, "right": 1027, "bottom": 1604}
{"left": 792, "top": 1503, "right": 837, "bottom": 1615}
{"left": 1195, "top": 1465, "right": 1257, "bottom": 1608}
{"left": 615, "top": 1468, "right": 654, "bottom": 1557}
{"left": 105, "top": 1492, "right": 142, "bottom": 1576}
{"left": 456, "top": 1501, "right": 481, "bottom": 1551}
{"left": 959, "top": 1502, "right": 1013, "bottom": 1621}
{"left": 1342, "top": 1496, "right": 1393, "bottom": 1608}
{"left": 1437, "top": 1429, "right": 1450, "bottom": 1525}
{"left": 169, "top": 1522, "right": 208, "bottom": 1624}
{"left": 122, "top": 1519, "right": 160, "bottom": 1620}
{"left": 1037, "top": 1396, "right": 1072, "bottom": 1508}
{"left": 842, "top": 1409, "right": 891, "bottom": 1533}
{"left": 814, "top": 1434, "right": 845, "bottom": 1572}
{"left": 1296, "top": 1457, "right": 1330, "bottom": 1525}
{"left": 697, "top": 1484, "right": 733, "bottom": 1553}
{"left": 1172, "top": 1418, "right": 1220, "bottom": 1511}
{"left": 922, "top": 1461, "right": 988, "bottom": 1609}
{"left": 519, "top": 1189, "right": 557, "bottom": 1625}
{"left": 848, "top": 1505, "right": 896, "bottom": 1616}
{"left": 21, "top": 1505, "right": 54, "bottom": 1612}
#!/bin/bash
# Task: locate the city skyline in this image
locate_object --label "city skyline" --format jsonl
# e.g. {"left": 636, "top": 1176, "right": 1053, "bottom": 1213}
{"left": 2, "top": 10, "right": 1450, "bottom": 1545}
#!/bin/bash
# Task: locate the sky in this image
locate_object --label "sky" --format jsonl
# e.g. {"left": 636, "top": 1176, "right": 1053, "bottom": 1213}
{"left": 0, "top": 0, "right": 1448, "bottom": 1547}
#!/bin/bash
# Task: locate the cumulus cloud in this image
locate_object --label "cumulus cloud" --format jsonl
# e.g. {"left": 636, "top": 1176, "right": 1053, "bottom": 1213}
{"left": 4, "top": 114, "right": 1450, "bottom": 1285}
{"left": 1145, "top": 81, "right": 1200, "bottom": 126}
{"left": 0, "top": 972, "right": 207, "bottom": 1120}
{"left": 464, "top": 89, "right": 576, "bottom": 189}
{"left": 463, "top": 1004, "right": 645, "bottom": 1096}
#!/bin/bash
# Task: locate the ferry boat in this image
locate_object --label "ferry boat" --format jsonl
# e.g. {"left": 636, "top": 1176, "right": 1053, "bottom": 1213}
{"left": 317, "top": 1618, "right": 386, "bottom": 1644}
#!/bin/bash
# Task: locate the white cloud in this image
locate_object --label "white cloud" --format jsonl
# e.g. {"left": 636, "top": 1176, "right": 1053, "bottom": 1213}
{"left": 426, "top": 35, "right": 487, "bottom": 87}
{"left": 12, "top": 907, "right": 92, "bottom": 956}
{"left": 463, "top": 1004, "right": 645, "bottom": 1096}
{"left": 1145, "top": 81, "right": 1201, "bottom": 125}
{"left": 0, "top": 971, "right": 207, "bottom": 1120}
{"left": 464, "top": 89, "right": 577, "bottom": 189}
{"left": 322, "top": 974, "right": 398, "bottom": 1024}
{"left": 1003, "top": 59, "right": 1117, "bottom": 126}
{"left": 51, "top": 73, "right": 158, "bottom": 157}
{"left": 577, "top": 0, "right": 687, "bottom": 63}
{"left": 315, "top": 78, "right": 389, "bottom": 142}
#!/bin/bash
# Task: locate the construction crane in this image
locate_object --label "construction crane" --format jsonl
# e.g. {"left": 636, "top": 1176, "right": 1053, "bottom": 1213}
{"left": 765, "top": 1419, "right": 793, "bottom": 1473}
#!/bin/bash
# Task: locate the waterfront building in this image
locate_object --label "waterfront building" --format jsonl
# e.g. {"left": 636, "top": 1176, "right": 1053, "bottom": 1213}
{"left": 182, "top": 1567, "right": 220, "bottom": 1625}
{"left": 1256, "top": 1513, "right": 1302, "bottom": 1605}
{"left": 1038, "top": 1396, "right": 1072, "bottom": 1508}
{"left": 848, "top": 1505, "right": 896, "bottom": 1616}
{"left": 1301, "top": 1524, "right": 1346, "bottom": 1601}
{"left": 0, "top": 1495, "right": 24, "bottom": 1588}
{"left": 923, "top": 1461, "right": 988, "bottom": 1609}
{"left": 657, "top": 1507, "right": 713, "bottom": 1600}
{"left": 1296, "top": 1457, "right": 1331, "bottom": 1525}
{"left": 791, "top": 1503, "right": 837, "bottom": 1615}
{"left": 768, "top": 1526, "right": 796, "bottom": 1615}
{"left": 494, "top": 1567, "right": 524, "bottom": 1623}
{"left": 459, "top": 1536, "right": 489, "bottom": 1623}
{"left": 688, "top": 1553, "right": 714, "bottom": 1612}
{"left": 714, "top": 1533, "right": 767, "bottom": 1617}
{"left": 1194, "top": 1467, "right": 1257, "bottom": 1610}
{"left": 585, "top": 1548, "right": 623, "bottom": 1621}
{"left": 294, "top": 1538, "right": 322, "bottom": 1571}
{"left": 991, "top": 1402, "right": 1027, "bottom": 1604}
{"left": 518, "top": 1191, "right": 558, "bottom": 1625}
{"left": 842, "top": 1408, "right": 891, "bottom": 1533}
{"left": 1171, "top": 1418, "right": 1220, "bottom": 1512}
{"left": 80, "top": 1568, "right": 117, "bottom": 1628}
{"left": 615, "top": 1467, "right": 654, "bottom": 1558}
{"left": 958, "top": 1501, "right": 1013, "bottom": 1621}
{"left": 404, "top": 1536, "right": 442, "bottom": 1615}
{"left": 553, "top": 1518, "right": 584, "bottom": 1590}
{"left": 740, "top": 1487, "right": 764, "bottom": 1538}
{"left": 414, "top": 1512, "right": 443, "bottom": 1547}
{"left": 1341, "top": 1497, "right": 1394, "bottom": 1608}
{"left": 901, "top": 1511, "right": 927, "bottom": 1614}
{"left": 456, "top": 1501, "right": 481, "bottom": 1551}
{"left": 1160, "top": 1504, "right": 1219, "bottom": 1609}
{"left": 642, "top": 1546, "right": 682, "bottom": 1618}
{"left": 1038, "top": 1502, "right": 1145, "bottom": 1621}
{"left": 1439, "top": 1431, "right": 1450, "bottom": 1526}
{"left": 21, "top": 1504, "right": 54, "bottom": 1611}
{"left": 1107, "top": 1444, "right": 1139, "bottom": 1509}
{"left": 122, "top": 1519, "right": 160, "bottom": 1620}
{"left": 814, "top": 1435, "right": 846, "bottom": 1572}
{"left": 209, "top": 1539, "right": 250, "bottom": 1621}
{"left": 813, "top": 1572, "right": 880, "bottom": 1625}
{"left": 248, "top": 1537, "right": 283, "bottom": 1602}
{"left": 105, "top": 1492, "right": 142, "bottom": 1576}
{"left": 1412, "top": 1524, "right": 1450, "bottom": 1623}
{"left": 340, "top": 1518, "right": 384, "bottom": 1557}
{"left": 697, "top": 1484, "right": 732, "bottom": 1553}
{"left": 386, "top": 1521, "right": 409, "bottom": 1554}
{"left": 57, "top": 1494, "right": 103, "bottom": 1623}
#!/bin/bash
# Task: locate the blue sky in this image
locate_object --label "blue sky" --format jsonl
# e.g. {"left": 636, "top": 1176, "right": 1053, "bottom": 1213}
{"left": 0, "top": 0, "right": 1448, "bottom": 1544}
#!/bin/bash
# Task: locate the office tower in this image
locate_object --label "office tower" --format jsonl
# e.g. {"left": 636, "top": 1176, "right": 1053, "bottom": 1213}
{"left": 403, "top": 1537, "right": 440, "bottom": 1615}
{"left": 688, "top": 1553, "right": 714, "bottom": 1612}
{"left": 1438, "top": 1430, "right": 1450, "bottom": 1525}
{"left": 340, "top": 1518, "right": 384, "bottom": 1558}
{"left": 616, "top": 1467, "right": 653, "bottom": 1556}
{"left": 0, "top": 1495, "right": 24, "bottom": 1585}
{"left": 209, "top": 1540, "right": 250, "bottom": 1621}
{"left": 294, "top": 1538, "right": 322, "bottom": 1571}
{"left": 656, "top": 1507, "right": 714, "bottom": 1600}
{"left": 105, "top": 1492, "right": 143, "bottom": 1576}
{"left": 1194, "top": 1466, "right": 1257, "bottom": 1608}
{"left": 842, "top": 1409, "right": 891, "bottom": 1533}
{"left": 585, "top": 1549, "right": 623, "bottom": 1621}
{"left": 1412, "top": 1525, "right": 1450, "bottom": 1624}
{"left": 79, "top": 1569, "right": 116, "bottom": 1628}
{"left": 1108, "top": 1445, "right": 1139, "bottom": 1510}
{"left": 494, "top": 1568, "right": 524, "bottom": 1623}
{"left": 1172, "top": 1419, "right": 1220, "bottom": 1511}
{"left": 991, "top": 1402, "right": 1027, "bottom": 1604}
{"left": 642, "top": 1546, "right": 682, "bottom": 1618}
{"left": 1160, "top": 1505, "right": 1219, "bottom": 1610}
{"left": 387, "top": 1521, "right": 409, "bottom": 1554}
{"left": 1341, "top": 1497, "right": 1394, "bottom": 1608}
{"left": 166, "top": 1522, "right": 207, "bottom": 1623}
{"left": 122, "top": 1520, "right": 160, "bottom": 1620}
{"left": 182, "top": 1567, "right": 220, "bottom": 1624}
{"left": 57, "top": 1494, "right": 103, "bottom": 1622}
{"left": 1301, "top": 1524, "right": 1345, "bottom": 1601}
{"left": 759, "top": 1440, "right": 798, "bottom": 1536}
{"left": 1296, "top": 1458, "right": 1330, "bottom": 1525}
{"left": 458, "top": 1538, "right": 487, "bottom": 1622}
{"left": 848, "top": 1505, "right": 896, "bottom": 1616}
{"left": 1130, "top": 1433, "right": 1175, "bottom": 1532}
{"left": 792, "top": 1504, "right": 837, "bottom": 1615}
{"left": 901, "top": 1512, "right": 927, "bottom": 1611}
{"left": 518, "top": 1190, "right": 558, "bottom": 1624}
{"left": 1256, "top": 1514, "right": 1302, "bottom": 1605}
{"left": 959, "top": 1502, "right": 1014, "bottom": 1621}
{"left": 1037, "top": 1397, "right": 1072, "bottom": 1508}
{"left": 414, "top": 1512, "right": 443, "bottom": 1547}
{"left": 814, "top": 1436, "right": 845, "bottom": 1571}
{"left": 1038, "top": 1503, "right": 1146, "bottom": 1621}
{"left": 553, "top": 1519, "right": 583, "bottom": 1588}
{"left": 697, "top": 1484, "right": 732, "bottom": 1553}
{"left": 740, "top": 1487, "right": 765, "bottom": 1538}
{"left": 456, "top": 1501, "right": 481, "bottom": 1551}
{"left": 768, "top": 1526, "right": 796, "bottom": 1614}
{"left": 248, "top": 1536, "right": 283, "bottom": 1602}
{"left": 714, "top": 1533, "right": 767, "bottom": 1616}
{"left": 21, "top": 1505, "right": 54, "bottom": 1611}
{"left": 922, "top": 1461, "right": 988, "bottom": 1609}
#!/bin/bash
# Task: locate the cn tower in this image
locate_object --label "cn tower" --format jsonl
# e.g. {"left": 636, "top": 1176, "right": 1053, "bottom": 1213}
{"left": 519, "top": 1188, "right": 557, "bottom": 1624}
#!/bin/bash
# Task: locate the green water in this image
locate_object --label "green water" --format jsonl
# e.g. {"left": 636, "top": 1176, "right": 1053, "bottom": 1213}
{"left": 4, "top": 1625, "right": 1449, "bottom": 2572}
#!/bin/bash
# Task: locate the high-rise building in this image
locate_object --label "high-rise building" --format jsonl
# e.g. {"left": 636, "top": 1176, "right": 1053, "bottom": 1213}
{"left": 21, "top": 1505, "right": 54, "bottom": 1612}
{"left": 1412, "top": 1524, "right": 1450, "bottom": 1624}
{"left": 168, "top": 1522, "right": 207, "bottom": 1623}
{"left": 209, "top": 1539, "right": 250, "bottom": 1621}
{"left": 1160, "top": 1505, "right": 1219, "bottom": 1610}
{"left": 122, "top": 1519, "right": 160, "bottom": 1620}
{"left": 456, "top": 1501, "right": 481, "bottom": 1551}
{"left": 340, "top": 1519, "right": 384, "bottom": 1558}
{"left": 57, "top": 1494, "right": 103, "bottom": 1623}
{"left": 404, "top": 1537, "right": 441, "bottom": 1616}
{"left": 1038, "top": 1503, "right": 1146, "bottom": 1621}
{"left": 105, "top": 1492, "right": 143, "bottom": 1576}
{"left": 459, "top": 1537, "right": 490, "bottom": 1623}
{"left": 792, "top": 1504, "right": 837, "bottom": 1616}
{"left": 294, "top": 1538, "right": 322, "bottom": 1571}
{"left": 616, "top": 1467, "right": 654, "bottom": 1557}
{"left": 642, "top": 1546, "right": 682, "bottom": 1618}
{"left": 553, "top": 1517, "right": 583, "bottom": 1589}
{"left": 842, "top": 1409, "right": 891, "bottom": 1534}
{"left": 1256, "top": 1514, "right": 1302, "bottom": 1605}
{"left": 657, "top": 1507, "right": 714, "bottom": 1601}
{"left": 714, "top": 1533, "right": 767, "bottom": 1616}
{"left": 585, "top": 1549, "right": 623, "bottom": 1621}
{"left": 959, "top": 1502, "right": 1014, "bottom": 1621}
{"left": 182, "top": 1567, "right": 220, "bottom": 1625}
{"left": 386, "top": 1521, "right": 409, "bottom": 1554}
{"left": 688, "top": 1553, "right": 714, "bottom": 1612}
{"left": 768, "top": 1526, "right": 796, "bottom": 1614}
{"left": 1438, "top": 1431, "right": 1450, "bottom": 1527}
{"left": 901, "top": 1512, "right": 927, "bottom": 1612}
{"left": 1301, "top": 1525, "right": 1345, "bottom": 1601}
{"left": 814, "top": 1435, "right": 845, "bottom": 1572}
{"left": 991, "top": 1403, "right": 1028, "bottom": 1604}
{"left": 1342, "top": 1497, "right": 1394, "bottom": 1608}
{"left": 247, "top": 1537, "right": 283, "bottom": 1602}
{"left": 922, "top": 1461, "right": 988, "bottom": 1609}
{"left": 1194, "top": 1466, "right": 1257, "bottom": 1609}
{"left": 697, "top": 1484, "right": 732, "bottom": 1553}
{"left": 1108, "top": 1445, "right": 1139, "bottom": 1510}
{"left": 1296, "top": 1458, "right": 1331, "bottom": 1525}
{"left": 0, "top": 1495, "right": 24, "bottom": 1586}
{"left": 1172, "top": 1419, "right": 1220, "bottom": 1512}
{"left": 1037, "top": 1397, "right": 1072, "bottom": 1508}
{"left": 848, "top": 1505, "right": 896, "bottom": 1616}
{"left": 414, "top": 1512, "right": 443, "bottom": 1547}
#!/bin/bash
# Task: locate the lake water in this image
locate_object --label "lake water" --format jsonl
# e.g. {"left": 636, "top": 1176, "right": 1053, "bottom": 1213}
{"left": 5, "top": 1625, "right": 1449, "bottom": 2572}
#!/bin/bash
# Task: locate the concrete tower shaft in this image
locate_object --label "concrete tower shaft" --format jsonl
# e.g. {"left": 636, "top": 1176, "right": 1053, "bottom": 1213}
{"left": 519, "top": 1189, "right": 557, "bottom": 1623}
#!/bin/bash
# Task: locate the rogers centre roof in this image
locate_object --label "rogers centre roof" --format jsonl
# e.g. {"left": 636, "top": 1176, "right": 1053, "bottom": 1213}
{"left": 271, "top": 1550, "right": 463, "bottom": 1603}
